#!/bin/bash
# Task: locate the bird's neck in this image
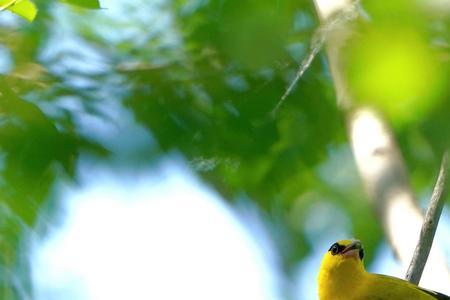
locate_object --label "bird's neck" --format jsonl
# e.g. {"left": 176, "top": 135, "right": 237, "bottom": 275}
{"left": 318, "top": 259, "right": 367, "bottom": 300}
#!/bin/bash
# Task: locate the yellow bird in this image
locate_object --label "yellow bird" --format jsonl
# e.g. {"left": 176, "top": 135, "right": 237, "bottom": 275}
{"left": 318, "top": 239, "right": 450, "bottom": 300}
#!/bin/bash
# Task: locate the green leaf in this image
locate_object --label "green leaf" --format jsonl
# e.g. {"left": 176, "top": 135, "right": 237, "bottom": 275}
{"left": 0, "top": 0, "right": 37, "bottom": 22}
{"left": 8, "top": 0, "right": 37, "bottom": 21}
{"left": 60, "top": 0, "right": 101, "bottom": 9}
{"left": 346, "top": 26, "right": 445, "bottom": 127}
{"left": 0, "top": 0, "right": 18, "bottom": 10}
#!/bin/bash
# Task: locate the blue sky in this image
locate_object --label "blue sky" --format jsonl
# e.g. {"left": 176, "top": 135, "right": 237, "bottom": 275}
{"left": 31, "top": 157, "right": 283, "bottom": 300}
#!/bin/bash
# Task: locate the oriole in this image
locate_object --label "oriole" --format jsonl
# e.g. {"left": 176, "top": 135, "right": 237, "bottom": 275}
{"left": 318, "top": 239, "right": 450, "bottom": 299}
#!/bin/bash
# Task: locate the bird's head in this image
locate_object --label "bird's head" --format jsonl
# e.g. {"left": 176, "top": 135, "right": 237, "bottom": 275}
{"left": 319, "top": 239, "right": 365, "bottom": 277}
{"left": 318, "top": 239, "right": 366, "bottom": 299}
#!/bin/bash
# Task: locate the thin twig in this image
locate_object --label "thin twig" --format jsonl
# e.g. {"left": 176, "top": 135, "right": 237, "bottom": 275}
{"left": 406, "top": 151, "right": 449, "bottom": 284}
{"left": 271, "top": 39, "right": 323, "bottom": 117}
{"left": 271, "top": 1, "right": 359, "bottom": 117}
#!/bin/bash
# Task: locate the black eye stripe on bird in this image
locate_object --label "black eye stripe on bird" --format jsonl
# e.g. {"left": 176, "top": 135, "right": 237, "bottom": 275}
{"left": 359, "top": 248, "right": 364, "bottom": 260}
{"left": 328, "top": 242, "right": 345, "bottom": 255}
{"left": 328, "top": 242, "right": 358, "bottom": 256}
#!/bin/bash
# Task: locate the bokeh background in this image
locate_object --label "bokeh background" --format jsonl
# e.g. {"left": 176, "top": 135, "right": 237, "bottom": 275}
{"left": 0, "top": 0, "right": 449, "bottom": 299}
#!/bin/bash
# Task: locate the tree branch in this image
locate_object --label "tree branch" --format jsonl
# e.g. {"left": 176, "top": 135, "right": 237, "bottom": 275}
{"left": 406, "top": 151, "right": 450, "bottom": 284}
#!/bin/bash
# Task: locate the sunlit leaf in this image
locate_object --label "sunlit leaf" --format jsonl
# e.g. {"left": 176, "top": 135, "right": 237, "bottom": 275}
{"left": 346, "top": 27, "right": 445, "bottom": 126}
{"left": 60, "top": 0, "right": 100, "bottom": 9}
{"left": 0, "top": 0, "right": 37, "bottom": 21}
{"left": 0, "top": 0, "right": 18, "bottom": 10}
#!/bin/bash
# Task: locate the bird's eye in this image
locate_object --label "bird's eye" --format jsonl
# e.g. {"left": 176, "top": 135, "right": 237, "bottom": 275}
{"left": 329, "top": 243, "right": 340, "bottom": 255}
{"left": 359, "top": 248, "right": 365, "bottom": 260}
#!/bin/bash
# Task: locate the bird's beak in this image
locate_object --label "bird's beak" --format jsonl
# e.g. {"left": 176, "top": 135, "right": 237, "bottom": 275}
{"left": 342, "top": 240, "right": 362, "bottom": 259}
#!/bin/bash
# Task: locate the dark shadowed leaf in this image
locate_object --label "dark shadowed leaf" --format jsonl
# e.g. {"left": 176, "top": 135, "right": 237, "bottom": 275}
{"left": 60, "top": 0, "right": 100, "bottom": 9}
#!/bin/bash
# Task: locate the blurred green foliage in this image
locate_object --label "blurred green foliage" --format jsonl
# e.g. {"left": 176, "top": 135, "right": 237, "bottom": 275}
{"left": 0, "top": 0, "right": 449, "bottom": 299}
{"left": 345, "top": 1, "right": 448, "bottom": 127}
